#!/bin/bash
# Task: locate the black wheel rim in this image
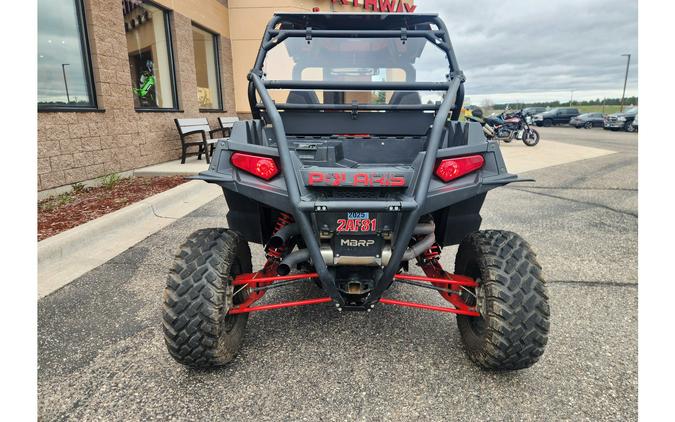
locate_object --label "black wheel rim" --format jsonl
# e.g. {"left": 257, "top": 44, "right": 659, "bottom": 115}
{"left": 223, "top": 259, "right": 247, "bottom": 333}
{"left": 459, "top": 261, "right": 487, "bottom": 335}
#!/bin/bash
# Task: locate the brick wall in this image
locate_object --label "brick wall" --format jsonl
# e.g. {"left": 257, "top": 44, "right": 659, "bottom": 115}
{"left": 37, "top": 0, "right": 237, "bottom": 192}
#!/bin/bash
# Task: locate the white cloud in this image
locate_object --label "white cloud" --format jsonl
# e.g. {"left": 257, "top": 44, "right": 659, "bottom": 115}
{"left": 416, "top": 0, "right": 638, "bottom": 103}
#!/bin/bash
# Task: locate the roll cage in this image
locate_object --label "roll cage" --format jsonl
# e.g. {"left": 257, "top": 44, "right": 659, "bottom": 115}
{"left": 247, "top": 12, "right": 465, "bottom": 117}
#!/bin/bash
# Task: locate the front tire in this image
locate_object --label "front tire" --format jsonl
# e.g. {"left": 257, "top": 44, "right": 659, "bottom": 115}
{"left": 522, "top": 128, "right": 540, "bottom": 146}
{"left": 625, "top": 122, "right": 636, "bottom": 132}
{"left": 163, "top": 228, "right": 252, "bottom": 367}
{"left": 542, "top": 119, "right": 552, "bottom": 127}
{"left": 584, "top": 122, "right": 593, "bottom": 129}
{"left": 454, "top": 230, "right": 550, "bottom": 370}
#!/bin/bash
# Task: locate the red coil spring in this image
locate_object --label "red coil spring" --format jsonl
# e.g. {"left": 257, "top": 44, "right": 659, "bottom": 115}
{"left": 422, "top": 242, "right": 442, "bottom": 262}
{"left": 273, "top": 212, "right": 294, "bottom": 234}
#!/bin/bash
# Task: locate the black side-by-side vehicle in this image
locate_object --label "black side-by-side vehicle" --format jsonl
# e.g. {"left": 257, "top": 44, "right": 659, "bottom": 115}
{"left": 162, "top": 12, "right": 550, "bottom": 371}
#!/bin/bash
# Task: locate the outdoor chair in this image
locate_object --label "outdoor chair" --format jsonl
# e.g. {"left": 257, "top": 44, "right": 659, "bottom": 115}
{"left": 174, "top": 118, "right": 231, "bottom": 164}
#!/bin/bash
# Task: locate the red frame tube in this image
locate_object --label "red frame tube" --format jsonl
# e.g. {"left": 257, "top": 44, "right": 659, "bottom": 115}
{"left": 228, "top": 297, "right": 332, "bottom": 314}
{"left": 380, "top": 298, "right": 480, "bottom": 316}
{"left": 393, "top": 273, "right": 477, "bottom": 287}
{"left": 232, "top": 272, "right": 318, "bottom": 285}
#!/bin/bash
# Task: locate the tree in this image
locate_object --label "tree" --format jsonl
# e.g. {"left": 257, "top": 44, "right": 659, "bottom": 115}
{"left": 480, "top": 98, "right": 494, "bottom": 110}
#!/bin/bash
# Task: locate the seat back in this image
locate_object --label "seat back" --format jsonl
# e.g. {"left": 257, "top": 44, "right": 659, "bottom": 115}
{"left": 174, "top": 118, "right": 211, "bottom": 136}
{"left": 287, "top": 90, "right": 320, "bottom": 104}
{"left": 218, "top": 116, "right": 239, "bottom": 129}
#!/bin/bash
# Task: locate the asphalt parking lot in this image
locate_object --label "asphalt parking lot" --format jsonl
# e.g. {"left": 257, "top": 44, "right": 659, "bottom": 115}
{"left": 38, "top": 126, "right": 638, "bottom": 421}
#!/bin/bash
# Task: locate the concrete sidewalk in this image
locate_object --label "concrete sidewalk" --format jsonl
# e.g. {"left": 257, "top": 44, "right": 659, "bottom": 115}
{"left": 133, "top": 154, "right": 211, "bottom": 177}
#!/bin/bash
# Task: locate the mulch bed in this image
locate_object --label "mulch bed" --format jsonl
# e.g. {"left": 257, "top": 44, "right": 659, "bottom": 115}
{"left": 38, "top": 176, "right": 189, "bottom": 241}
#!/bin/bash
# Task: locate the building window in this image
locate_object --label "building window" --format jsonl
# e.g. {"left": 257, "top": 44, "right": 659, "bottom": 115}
{"left": 124, "top": 0, "right": 177, "bottom": 109}
{"left": 37, "top": 0, "right": 96, "bottom": 110}
{"left": 192, "top": 25, "right": 222, "bottom": 110}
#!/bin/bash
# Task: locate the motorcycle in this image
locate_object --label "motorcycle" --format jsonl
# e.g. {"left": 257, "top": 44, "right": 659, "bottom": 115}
{"left": 466, "top": 109, "right": 540, "bottom": 147}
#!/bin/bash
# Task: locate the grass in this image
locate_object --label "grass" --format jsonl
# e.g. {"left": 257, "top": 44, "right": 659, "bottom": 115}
{"left": 575, "top": 105, "right": 625, "bottom": 114}
{"left": 39, "top": 192, "right": 75, "bottom": 212}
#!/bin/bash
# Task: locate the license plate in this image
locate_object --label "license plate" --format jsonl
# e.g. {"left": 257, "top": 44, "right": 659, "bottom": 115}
{"left": 337, "top": 212, "right": 377, "bottom": 233}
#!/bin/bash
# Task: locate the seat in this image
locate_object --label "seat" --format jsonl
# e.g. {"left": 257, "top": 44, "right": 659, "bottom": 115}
{"left": 287, "top": 90, "right": 320, "bottom": 104}
{"left": 174, "top": 118, "right": 226, "bottom": 164}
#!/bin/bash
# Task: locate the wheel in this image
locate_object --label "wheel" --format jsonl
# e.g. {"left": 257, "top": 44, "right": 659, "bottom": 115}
{"left": 584, "top": 122, "right": 593, "bottom": 129}
{"left": 522, "top": 129, "right": 540, "bottom": 146}
{"left": 454, "top": 230, "right": 550, "bottom": 370}
{"left": 163, "top": 228, "right": 252, "bottom": 367}
{"left": 542, "top": 119, "right": 552, "bottom": 127}
{"left": 575, "top": 125, "right": 581, "bottom": 129}
{"left": 625, "top": 122, "right": 636, "bottom": 132}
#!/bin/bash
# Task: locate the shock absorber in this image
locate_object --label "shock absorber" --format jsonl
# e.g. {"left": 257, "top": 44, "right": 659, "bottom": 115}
{"left": 421, "top": 242, "right": 442, "bottom": 263}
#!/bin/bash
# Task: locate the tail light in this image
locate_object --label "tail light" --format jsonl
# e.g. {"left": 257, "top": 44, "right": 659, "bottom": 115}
{"left": 434, "top": 155, "right": 484, "bottom": 182}
{"left": 231, "top": 152, "right": 280, "bottom": 180}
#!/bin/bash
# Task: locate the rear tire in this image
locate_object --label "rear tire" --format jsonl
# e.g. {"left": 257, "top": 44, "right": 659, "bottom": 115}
{"left": 162, "top": 228, "right": 252, "bottom": 367}
{"left": 454, "top": 230, "right": 550, "bottom": 370}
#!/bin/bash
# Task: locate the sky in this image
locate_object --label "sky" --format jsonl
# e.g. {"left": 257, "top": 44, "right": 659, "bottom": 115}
{"left": 416, "top": 0, "right": 638, "bottom": 104}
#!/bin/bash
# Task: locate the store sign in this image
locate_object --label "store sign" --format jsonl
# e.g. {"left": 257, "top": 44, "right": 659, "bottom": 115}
{"left": 331, "top": 0, "right": 417, "bottom": 13}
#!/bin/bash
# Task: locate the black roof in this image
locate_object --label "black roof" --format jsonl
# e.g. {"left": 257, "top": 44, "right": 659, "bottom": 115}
{"left": 272, "top": 12, "right": 441, "bottom": 30}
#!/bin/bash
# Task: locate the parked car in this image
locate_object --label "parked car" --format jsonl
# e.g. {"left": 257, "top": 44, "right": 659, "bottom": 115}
{"left": 570, "top": 112, "right": 605, "bottom": 129}
{"left": 604, "top": 107, "right": 638, "bottom": 132}
{"left": 532, "top": 107, "right": 580, "bottom": 127}
{"left": 522, "top": 107, "right": 547, "bottom": 117}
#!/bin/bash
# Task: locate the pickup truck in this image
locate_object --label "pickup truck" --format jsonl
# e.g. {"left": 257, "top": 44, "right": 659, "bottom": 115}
{"left": 532, "top": 107, "right": 580, "bottom": 127}
{"left": 604, "top": 107, "right": 638, "bottom": 132}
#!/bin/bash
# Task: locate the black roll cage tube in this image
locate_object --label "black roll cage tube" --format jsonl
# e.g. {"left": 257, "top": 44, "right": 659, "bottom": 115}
{"left": 247, "top": 14, "right": 466, "bottom": 307}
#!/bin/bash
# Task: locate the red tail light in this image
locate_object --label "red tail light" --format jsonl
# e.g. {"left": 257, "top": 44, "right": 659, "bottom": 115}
{"left": 231, "top": 152, "right": 280, "bottom": 180}
{"left": 434, "top": 155, "right": 484, "bottom": 182}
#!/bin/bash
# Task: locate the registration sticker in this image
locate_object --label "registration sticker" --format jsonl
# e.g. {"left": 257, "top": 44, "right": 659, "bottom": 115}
{"left": 347, "top": 212, "right": 369, "bottom": 219}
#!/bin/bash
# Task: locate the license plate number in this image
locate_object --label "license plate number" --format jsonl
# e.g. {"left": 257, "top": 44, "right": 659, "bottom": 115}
{"left": 337, "top": 213, "right": 377, "bottom": 232}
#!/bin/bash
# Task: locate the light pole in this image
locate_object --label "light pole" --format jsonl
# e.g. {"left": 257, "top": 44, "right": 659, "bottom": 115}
{"left": 62, "top": 63, "right": 71, "bottom": 104}
{"left": 620, "top": 54, "right": 631, "bottom": 112}
{"left": 569, "top": 90, "right": 574, "bottom": 107}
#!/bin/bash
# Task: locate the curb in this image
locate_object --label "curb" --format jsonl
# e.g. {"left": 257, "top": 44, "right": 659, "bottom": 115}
{"left": 38, "top": 180, "right": 222, "bottom": 298}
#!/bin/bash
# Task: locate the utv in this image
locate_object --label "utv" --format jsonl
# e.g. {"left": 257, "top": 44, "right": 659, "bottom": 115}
{"left": 162, "top": 12, "right": 550, "bottom": 371}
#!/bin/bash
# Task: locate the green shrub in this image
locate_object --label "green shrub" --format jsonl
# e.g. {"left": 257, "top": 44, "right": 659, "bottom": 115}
{"left": 57, "top": 192, "right": 74, "bottom": 205}
{"left": 101, "top": 173, "right": 122, "bottom": 189}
